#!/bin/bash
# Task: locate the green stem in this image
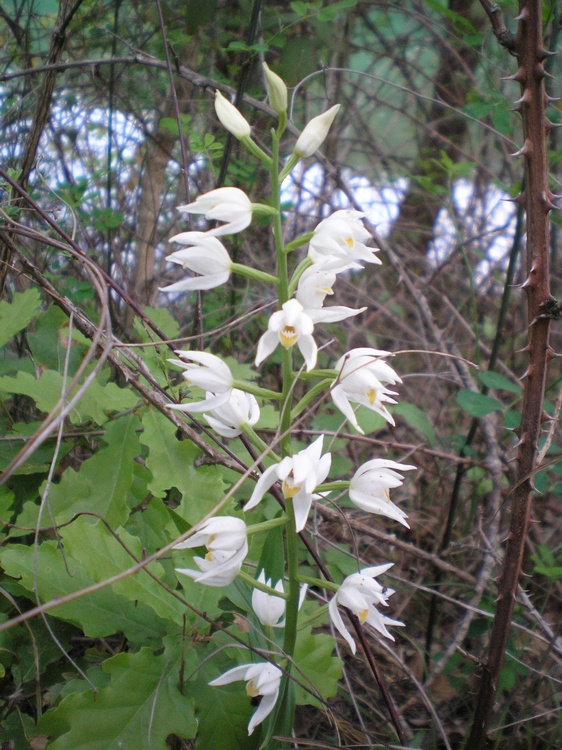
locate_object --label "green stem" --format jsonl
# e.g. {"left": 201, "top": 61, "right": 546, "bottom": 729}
{"left": 284, "top": 233, "right": 315, "bottom": 255}
{"left": 246, "top": 516, "right": 288, "bottom": 536}
{"left": 279, "top": 152, "right": 300, "bottom": 183}
{"left": 231, "top": 262, "right": 277, "bottom": 286}
{"left": 237, "top": 569, "right": 288, "bottom": 599}
{"left": 316, "top": 480, "right": 350, "bottom": 493}
{"left": 297, "top": 603, "right": 330, "bottom": 630}
{"left": 290, "top": 378, "right": 333, "bottom": 420}
{"left": 232, "top": 379, "right": 282, "bottom": 400}
{"left": 241, "top": 423, "right": 279, "bottom": 458}
{"left": 297, "top": 574, "right": 339, "bottom": 592}
{"left": 287, "top": 256, "right": 313, "bottom": 296}
{"left": 241, "top": 136, "right": 272, "bottom": 165}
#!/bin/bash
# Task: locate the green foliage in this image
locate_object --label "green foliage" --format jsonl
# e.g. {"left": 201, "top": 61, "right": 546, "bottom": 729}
{"left": 455, "top": 390, "right": 503, "bottom": 418}
{"left": 293, "top": 628, "right": 342, "bottom": 707}
{"left": 394, "top": 401, "right": 436, "bottom": 446}
{"left": 37, "top": 645, "right": 197, "bottom": 749}
{"left": 0, "top": 289, "right": 42, "bottom": 348}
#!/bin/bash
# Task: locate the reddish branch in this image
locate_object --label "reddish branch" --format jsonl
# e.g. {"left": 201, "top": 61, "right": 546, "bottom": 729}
{"left": 468, "top": 1, "right": 554, "bottom": 746}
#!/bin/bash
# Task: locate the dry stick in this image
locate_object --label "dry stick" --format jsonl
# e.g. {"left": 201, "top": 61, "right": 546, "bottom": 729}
{"left": 423, "top": 203, "right": 525, "bottom": 670}
{"left": 0, "top": 168, "right": 173, "bottom": 351}
{"left": 468, "top": 2, "right": 555, "bottom": 747}
{"left": 3, "top": 239, "right": 246, "bottom": 475}
{"left": 0, "top": 0, "right": 83, "bottom": 293}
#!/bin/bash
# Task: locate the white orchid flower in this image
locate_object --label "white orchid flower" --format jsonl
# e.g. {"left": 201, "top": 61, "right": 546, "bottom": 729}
{"left": 331, "top": 348, "right": 402, "bottom": 433}
{"left": 308, "top": 210, "right": 381, "bottom": 268}
{"left": 255, "top": 298, "right": 317, "bottom": 371}
{"left": 209, "top": 661, "right": 282, "bottom": 735}
{"left": 214, "top": 90, "right": 251, "bottom": 140}
{"left": 167, "top": 351, "right": 234, "bottom": 413}
{"left": 174, "top": 516, "right": 248, "bottom": 587}
{"left": 177, "top": 187, "right": 253, "bottom": 236}
{"left": 244, "top": 435, "right": 331, "bottom": 532}
{"left": 328, "top": 564, "right": 404, "bottom": 654}
{"left": 294, "top": 104, "right": 341, "bottom": 158}
{"left": 251, "top": 572, "right": 308, "bottom": 628}
{"left": 349, "top": 459, "right": 416, "bottom": 528}
{"left": 251, "top": 571, "right": 286, "bottom": 627}
{"left": 295, "top": 263, "right": 366, "bottom": 324}
{"left": 159, "top": 232, "right": 232, "bottom": 292}
{"left": 203, "top": 388, "right": 260, "bottom": 438}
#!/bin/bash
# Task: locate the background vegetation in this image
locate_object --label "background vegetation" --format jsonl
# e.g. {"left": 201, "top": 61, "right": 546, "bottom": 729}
{"left": 0, "top": 0, "right": 561, "bottom": 747}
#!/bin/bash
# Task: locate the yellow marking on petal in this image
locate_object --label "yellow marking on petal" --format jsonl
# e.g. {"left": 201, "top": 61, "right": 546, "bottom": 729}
{"left": 322, "top": 286, "right": 333, "bottom": 295}
{"left": 282, "top": 479, "right": 301, "bottom": 498}
{"left": 246, "top": 681, "right": 259, "bottom": 697}
{"left": 384, "top": 489, "right": 391, "bottom": 504}
{"left": 345, "top": 236, "right": 354, "bottom": 248}
{"left": 280, "top": 326, "right": 298, "bottom": 348}
{"left": 358, "top": 608, "right": 368, "bottom": 624}
{"left": 205, "top": 551, "right": 214, "bottom": 561}
{"left": 367, "top": 388, "right": 377, "bottom": 405}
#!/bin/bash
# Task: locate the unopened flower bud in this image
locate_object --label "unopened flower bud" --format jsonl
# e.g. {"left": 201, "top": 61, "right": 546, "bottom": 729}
{"left": 293, "top": 104, "right": 341, "bottom": 158}
{"left": 214, "top": 90, "right": 251, "bottom": 140}
{"left": 263, "top": 63, "right": 288, "bottom": 114}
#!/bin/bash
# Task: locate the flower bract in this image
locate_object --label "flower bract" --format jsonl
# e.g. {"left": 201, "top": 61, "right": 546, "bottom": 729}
{"left": 244, "top": 435, "right": 331, "bottom": 531}
{"left": 328, "top": 564, "right": 404, "bottom": 654}
{"left": 174, "top": 516, "right": 248, "bottom": 587}
{"left": 255, "top": 298, "right": 317, "bottom": 371}
{"left": 159, "top": 232, "right": 232, "bottom": 292}
{"left": 203, "top": 388, "right": 260, "bottom": 438}
{"left": 177, "top": 187, "right": 252, "bottom": 236}
{"left": 349, "top": 459, "right": 416, "bottom": 527}
{"left": 331, "top": 348, "right": 402, "bottom": 433}
{"left": 294, "top": 104, "right": 341, "bottom": 158}
{"left": 209, "top": 662, "right": 282, "bottom": 735}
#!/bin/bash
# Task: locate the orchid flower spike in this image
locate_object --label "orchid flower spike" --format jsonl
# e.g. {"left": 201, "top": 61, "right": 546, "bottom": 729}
{"left": 349, "top": 459, "right": 416, "bottom": 528}
{"left": 255, "top": 298, "right": 317, "bottom": 371}
{"left": 177, "top": 187, "right": 253, "bottom": 236}
{"left": 174, "top": 516, "right": 248, "bottom": 587}
{"left": 328, "top": 564, "right": 404, "bottom": 654}
{"left": 159, "top": 232, "right": 232, "bottom": 293}
{"left": 331, "top": 348, "right": 402, "bottom": 433}
{"left": 244, "top": 435, "right": 331, "bottom": 532}
{"left": 167, "top": 351, "right": 234, "bottom": 413}
{"left": 209, "top": 662, "right": 282, "bottom": 735}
